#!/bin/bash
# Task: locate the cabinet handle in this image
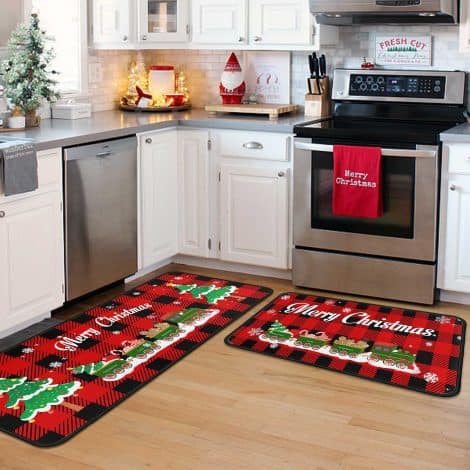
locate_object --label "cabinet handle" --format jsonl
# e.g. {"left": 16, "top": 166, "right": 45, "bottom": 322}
{"left": 243, "top": 141, "right": 263, "bottom": 150}
{"left": 253, "top": 36, "right": 262, "bottom": 42}
{"left": 450, "top": 184, "right": 457, "bottom": 191}
{"left": 0, "top": 211, "right": 5, "bottom": 218}
{"left": 278, "top": 171, "right": 285, "bottom": 177}
{"left": 142, "top": 35, "right": 148, "bottom": 40}
{"left": 123, "top": 35, "right": 128, "bottom": 41}
{"left": 145, "top": 137, "right": 153, "bottom": 144}
{"left": 238, "top": 36, "right": 244, "bottom": 42}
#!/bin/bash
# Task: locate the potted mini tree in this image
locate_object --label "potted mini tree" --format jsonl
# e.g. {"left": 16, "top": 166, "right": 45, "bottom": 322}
{"left": 0, "top": 13, "right": 60, "bottom": 127}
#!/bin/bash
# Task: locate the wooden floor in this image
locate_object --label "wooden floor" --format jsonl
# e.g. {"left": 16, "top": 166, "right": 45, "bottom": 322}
{"left": 1, "top": 263, "right": 469, "bottom": 470}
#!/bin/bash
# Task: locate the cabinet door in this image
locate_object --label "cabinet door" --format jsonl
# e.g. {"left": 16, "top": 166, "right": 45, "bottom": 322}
{"left": 249, "top": 0, "right": 311, "bottom": 46}
{"left": 219, "top": 163, "right": 289, "bottom": 269}
{"left": 93, "top": 0, "right": 131, "bottom": 46}
{"left": 178, "top": 130, "right": 212, "bottom": 257}
{"left": 191, "top": 0, "right": 246, "bottom": 45}
{"left": 139, "top": 0, "right": 189, "bottom": 42}
{"left": 139, "top": 129, "right": 178, "bottom": 269}
{"left": 441, "top": 175, "right": 470, "bottom": 292}
{"left": 460, "top": 0, "right": 470, "bottom": 52}
{"left": 0, "top": 191, "right": 64, "bottom": 333}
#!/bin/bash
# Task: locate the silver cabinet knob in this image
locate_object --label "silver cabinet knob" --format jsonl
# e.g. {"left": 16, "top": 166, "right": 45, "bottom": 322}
{"left": 142, "top": 35, "right": 148, "bottom": 40}
{"left": 238, "top": 36, "right": 244, "bottom": 42}
{"left": 243, "top": 141, "right": 263, "bottom": 150}
{"left": 450, "top": 184, "right": 457, "bottom": 191}
{"left": 145, "top": 137, "right": 153, "bottom": 144}
{"left": 0, "top": 211, "right": 5, "bottom": 218}
{"left": 278, "top": 171, "right": 285, "bottom": 177}
{"left": 253, "top": 36, "right": 262, "bottom": 42}
{"left": 123, "top": 35, "right": 128, "bottom": 41}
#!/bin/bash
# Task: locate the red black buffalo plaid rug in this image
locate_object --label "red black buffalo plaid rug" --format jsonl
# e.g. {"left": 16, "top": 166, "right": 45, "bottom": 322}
{"left": 225, "top": 293, "right": 466, "bottom": 397}
{"left": 0, "top": 272, "right": 272, "bottom": 447}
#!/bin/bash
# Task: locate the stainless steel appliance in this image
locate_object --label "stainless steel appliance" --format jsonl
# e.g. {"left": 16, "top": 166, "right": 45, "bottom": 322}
{"left": 293, "top": 69, "right": 467, "bottom": 304}
{"left": 311, "top": 0, "right": 459, "bottom": 25}
{"left": 64, "top": 136, "right": 138, "bottom": 301}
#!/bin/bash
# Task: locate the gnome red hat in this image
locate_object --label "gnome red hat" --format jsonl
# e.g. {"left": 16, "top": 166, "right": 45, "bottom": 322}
{"left": 220, "top": 52, "right": 245, "bottom": 104}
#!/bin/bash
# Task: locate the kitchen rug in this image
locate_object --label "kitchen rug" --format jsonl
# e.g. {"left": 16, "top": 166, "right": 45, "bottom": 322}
{"left": 0, "top": 272, "right": 272, "bottom": 447}
{"left": 225, "top": 293, "right": 466, "bottom": 397}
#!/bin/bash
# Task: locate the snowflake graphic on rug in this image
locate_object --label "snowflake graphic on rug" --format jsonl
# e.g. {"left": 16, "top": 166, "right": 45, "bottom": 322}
{"left": 423, "top": 372, "right": 439, "bottom": 384}
{"left": 248, "top": 327, "right": 264, "bottom": 337}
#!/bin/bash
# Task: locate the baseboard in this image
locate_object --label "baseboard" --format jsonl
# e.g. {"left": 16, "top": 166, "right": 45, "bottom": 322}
{"left": 438, "top": 289, "right": 470, "bottom": 305}
{"left": 0, "top": 312, "right": 51, "bottom": 339}
{"left": 173, "top": 255, "right": 293, "bottom": 280}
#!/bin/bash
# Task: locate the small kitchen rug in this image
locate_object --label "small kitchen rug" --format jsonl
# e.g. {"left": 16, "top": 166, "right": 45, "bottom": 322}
{"left": 225, "top": 293, "right": 466, "bottom": 397}
{"left": 0, "top": 272, "right": 272, "bottom": 447}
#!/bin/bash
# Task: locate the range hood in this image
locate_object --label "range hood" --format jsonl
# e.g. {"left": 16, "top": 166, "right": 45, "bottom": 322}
{"left": 311, "top": 0, "right": 459, "bottom": 25}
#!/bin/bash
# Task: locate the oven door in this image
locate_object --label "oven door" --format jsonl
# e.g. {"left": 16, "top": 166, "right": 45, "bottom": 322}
{"left": 293, "top": 139, "right": 439, "bottom": 262}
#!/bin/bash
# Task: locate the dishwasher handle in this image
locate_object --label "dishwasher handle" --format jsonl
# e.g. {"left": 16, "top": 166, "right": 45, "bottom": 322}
{"left": 64, "top": 136, "right": 137, "bottom": 162}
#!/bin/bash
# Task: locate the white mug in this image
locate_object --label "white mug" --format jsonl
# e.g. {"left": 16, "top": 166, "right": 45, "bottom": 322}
{"left": 8, "top": 115, "right": 26, "bottom": 129}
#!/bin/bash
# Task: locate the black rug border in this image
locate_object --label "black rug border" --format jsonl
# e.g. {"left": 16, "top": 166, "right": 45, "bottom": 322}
{"left": 0, "top": 271, "right": 273, "bottom": 448}
{"left": 224, "top": 292, "right": 466, "bottom": 399}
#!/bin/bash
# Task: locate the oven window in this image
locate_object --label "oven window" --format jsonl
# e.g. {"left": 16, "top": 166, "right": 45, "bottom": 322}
{"left": 311, "top": 152, "right": 415, "bottom": 238}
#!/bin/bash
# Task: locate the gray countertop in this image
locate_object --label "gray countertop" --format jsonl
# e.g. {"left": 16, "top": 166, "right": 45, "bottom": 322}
{"left": 1, "top": 109, "right": 309, "bottom": 151}
{"left": 440, "top": 123, "right": 470, "bottom": 143}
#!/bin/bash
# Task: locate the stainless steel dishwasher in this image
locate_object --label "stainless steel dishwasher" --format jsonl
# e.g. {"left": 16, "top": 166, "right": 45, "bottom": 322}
{"left": 64, "top": 136, "right": 137, "bottom": 301}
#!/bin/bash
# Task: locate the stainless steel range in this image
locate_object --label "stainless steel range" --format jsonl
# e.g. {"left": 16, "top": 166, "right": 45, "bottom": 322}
{"left": 293, "top": 69, "right": 467, "bottom": 304}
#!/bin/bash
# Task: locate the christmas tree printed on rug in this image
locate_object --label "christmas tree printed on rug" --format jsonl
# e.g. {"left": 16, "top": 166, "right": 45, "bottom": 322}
{"left": 168, "top": 283, "right": 237, "bottom": 304}
{"left": 0, "top": 377, "right": 81, "bottom": 423}
{"left": 266, "top": 320, "right": 294, "bottom": 340}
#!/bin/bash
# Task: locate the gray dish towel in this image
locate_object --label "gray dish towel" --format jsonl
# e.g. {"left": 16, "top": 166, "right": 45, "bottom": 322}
{"left": 1, "top": 143, "right": 38, "bottom": 196}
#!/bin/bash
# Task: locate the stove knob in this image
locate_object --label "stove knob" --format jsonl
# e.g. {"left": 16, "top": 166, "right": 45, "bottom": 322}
{"left": 366, "top": 76, "right": 374, "bottom": 84}
{"left": 355, "top": 76, "right": 363, "bottom": 84}
{"left": 371, "top": 83, "right": 379, "bottom": 92}
{"left": 377, "top": 76, "right": 385, "bottom": 85}
{"left": 360, "top": 83, "right": 368, "bottom": 92}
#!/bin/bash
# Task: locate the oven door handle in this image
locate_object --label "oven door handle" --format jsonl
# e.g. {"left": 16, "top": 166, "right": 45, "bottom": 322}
{"left": 294, "top": 142, "right": 437, "bottom": 159}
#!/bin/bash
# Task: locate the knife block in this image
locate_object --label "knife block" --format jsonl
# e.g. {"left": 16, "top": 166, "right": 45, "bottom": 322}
{"left": 305, "top": 77, "right": 331, "bottom": 118}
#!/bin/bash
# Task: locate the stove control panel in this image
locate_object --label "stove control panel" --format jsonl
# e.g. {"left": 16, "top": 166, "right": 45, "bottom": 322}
{"left": 349, "top": 74, "right": 446, "bottom": 99}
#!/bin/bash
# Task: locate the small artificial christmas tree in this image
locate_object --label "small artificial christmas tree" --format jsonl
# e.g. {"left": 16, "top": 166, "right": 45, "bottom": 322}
{"left": 0, "top": 13, "right": 60, "bottom": 126}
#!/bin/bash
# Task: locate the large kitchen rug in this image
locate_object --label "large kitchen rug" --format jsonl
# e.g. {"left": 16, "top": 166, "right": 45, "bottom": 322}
{"left": 0, "top": 272, "right": 272, "bottom": 447}
{"left": 225, "top": 293, "right": 466, "bottom": 397}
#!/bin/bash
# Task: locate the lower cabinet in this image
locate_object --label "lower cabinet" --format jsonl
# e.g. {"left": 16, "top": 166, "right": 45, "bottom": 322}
{"left": 0, "top": 190, "right": 64, "bottom": 333}
{"left": 219, "top": 163, "right": 289, "bottom": 269}
{"left": 438, "top": 172, "right": 470, "bottom": 292}
{"left": 139, "top": 128, "right": 179, "bottom": 269}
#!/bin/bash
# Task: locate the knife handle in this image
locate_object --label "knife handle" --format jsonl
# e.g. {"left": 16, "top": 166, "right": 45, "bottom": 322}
{"left": 319, "top": 54, "right": 326, "bottom": 78}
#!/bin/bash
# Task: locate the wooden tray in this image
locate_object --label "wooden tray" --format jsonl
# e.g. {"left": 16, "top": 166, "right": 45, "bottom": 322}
{"left": 205, "top": 103, "right": 298, "bottom": 121}
{"left": 0, "top": 126, "right": 26, "bottom": 132}
{"left": 120, "top": 103, "right": 191, "bottom": 113}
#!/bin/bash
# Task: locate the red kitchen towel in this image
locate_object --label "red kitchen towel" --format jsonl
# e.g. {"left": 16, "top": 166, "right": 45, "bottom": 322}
{"left": 332, "top": 145, "right": 383, "bottom": 218}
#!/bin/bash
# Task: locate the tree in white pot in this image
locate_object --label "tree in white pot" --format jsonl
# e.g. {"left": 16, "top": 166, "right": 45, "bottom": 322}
{"left": 0, "top": 13, "right": 60, "bottom": 127}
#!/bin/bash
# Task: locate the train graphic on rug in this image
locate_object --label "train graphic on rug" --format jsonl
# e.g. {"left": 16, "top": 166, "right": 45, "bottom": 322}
{"left": 70, "top": 308, "right": 219, "bottom": 382}
{"left": 258, "top": 321, "right": 421, "bottom": 375}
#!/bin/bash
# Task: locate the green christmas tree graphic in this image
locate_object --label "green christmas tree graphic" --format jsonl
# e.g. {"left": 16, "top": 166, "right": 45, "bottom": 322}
{"left": 0, "top": 377, "right": 81, "bottom": 423}
{"left": 20, "top": 381, "right": 81, "bottom": 422}
{"left": 267, "top": 320, "right": 293, "bottom": 338}
{"left": 168, "top": 283, "right": 237, "bottom": 304}
{"left": 0, "top": 377, "right": 27, "bottom": 394}
{"left": 70, "top": 361, "right": 106, "bottom": 375}
{"left": 5, "top": 378, "right": 52, "bottom": 409}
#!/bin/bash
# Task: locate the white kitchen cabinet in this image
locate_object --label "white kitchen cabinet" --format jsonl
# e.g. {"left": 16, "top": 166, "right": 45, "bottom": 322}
{"left": 139, "top": 128, "right": 179, "bottom": 269}
{"left": 0, "top": 148, "right": 64, "bottom": 336}
{"left": 249, "top": 0, "right": 310, "bottom": 46}
{"left": 460, "top": 0, "right": 470, "bottom": 52}
{"left": 219, "top": 163, "right": 289, "bottom": 269}
{"left": 438, "top": 143, "right": 470, "bottom": 294}
{"left": 92, "top": 0, "right": 135, "bottom": 48}
{"left": 177, "top": 129, "right": 214, "bottom": 258}
{"left": 138, "top": 0, "right": 189, "bottom": 43}
{"left": 191, "top": 0, "right": 247, "bottom": 45}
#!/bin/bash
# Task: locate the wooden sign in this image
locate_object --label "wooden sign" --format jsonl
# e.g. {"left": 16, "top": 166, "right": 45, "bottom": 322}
{"left": 375, "top": 35, "right": 432, "bottom": 66}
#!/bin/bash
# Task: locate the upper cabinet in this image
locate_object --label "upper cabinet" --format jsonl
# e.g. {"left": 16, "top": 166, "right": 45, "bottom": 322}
{"left": 138, "top": 0, "right": 189, "bottom": 42}
{"left": 460, "top": 0, "right": 470, "bottom": 51}
{"left": 92, "top": 0, "right": 135, "bottom": 47}
{"left": 90, "top": 0, "right": 338, "bottom": 49}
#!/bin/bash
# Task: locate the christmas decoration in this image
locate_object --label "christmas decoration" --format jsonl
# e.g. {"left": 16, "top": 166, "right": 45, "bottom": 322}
{"left": 0, "top": 14, "right": 60, "bottom": 127}
{"left": 5, "top": 379, "right": 52, "bottom": 409}
{"left": 0, "top": 377, "right": 27, "bottom": 394}
{"left": 168, "top": 283, "right": 237, "bottom": 304}
{"left": 219, "top": 52, "right": 246, "bottom": 104}
{"left": 175, "top": 69, "right": 190, "bottom": 104}
{"left": 266, "top": 320, "right": 293, "bottom": 340}
{"left": 135, "top": 85, "right": 153, "bottom": 108}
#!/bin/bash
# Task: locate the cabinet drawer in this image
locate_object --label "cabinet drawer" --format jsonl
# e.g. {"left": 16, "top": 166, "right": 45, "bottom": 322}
{"left": 217, "top": 130, "right": 291, "bottom": 161}
{"left": 448, "top": 144, "right": 470, "bottom": 174}
{"left": 0, "top": 148, "right": 62, "bottom": 200}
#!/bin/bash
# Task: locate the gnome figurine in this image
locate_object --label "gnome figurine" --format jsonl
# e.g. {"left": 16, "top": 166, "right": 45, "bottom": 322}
{"left": 219, "top": 52, "right": 246, "bottom": 104}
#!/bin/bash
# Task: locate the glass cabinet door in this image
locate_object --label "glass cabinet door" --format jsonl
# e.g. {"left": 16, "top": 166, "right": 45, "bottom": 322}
{"left": 139, "top": 0, "right": 188, "bottom": 42}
